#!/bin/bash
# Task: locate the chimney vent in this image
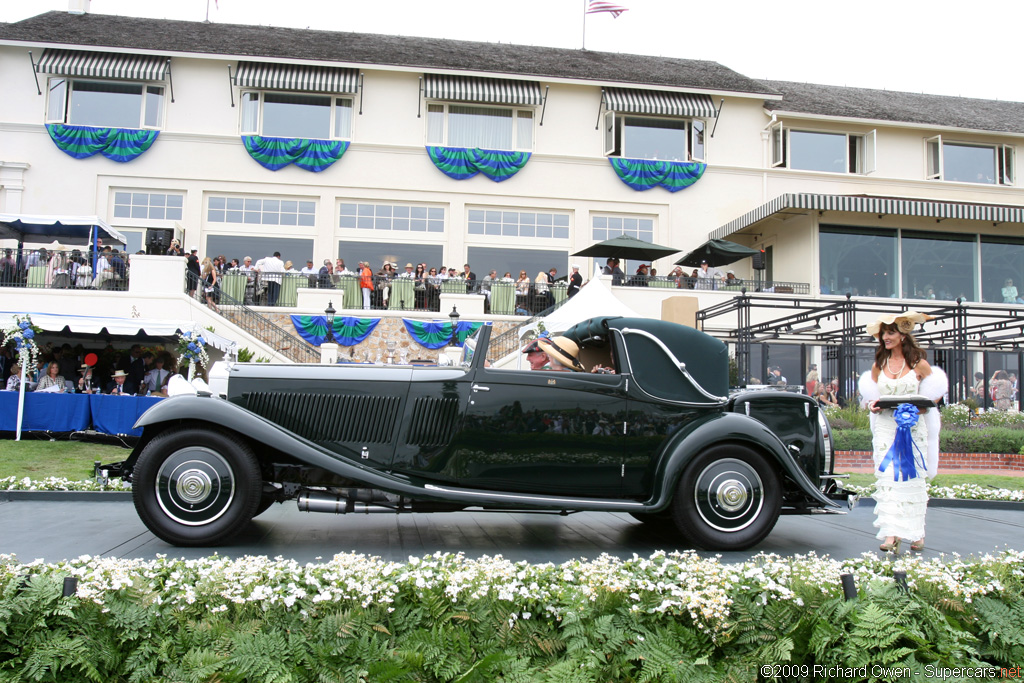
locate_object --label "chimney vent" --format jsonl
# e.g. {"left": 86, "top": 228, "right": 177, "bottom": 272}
{"left": 68, "top": 0, "right": 91, "bottom": 14}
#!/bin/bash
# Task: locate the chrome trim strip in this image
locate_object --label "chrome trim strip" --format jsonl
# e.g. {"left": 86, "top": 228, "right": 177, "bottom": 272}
{"left": 423, "top": 484, "right": 643, "bottom": 508}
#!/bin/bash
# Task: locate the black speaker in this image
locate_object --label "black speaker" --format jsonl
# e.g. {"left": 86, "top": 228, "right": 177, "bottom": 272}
{"left": 146, "top": 229, "right": 172, "bottom": 255}
{"left": 752, "top": 249, "right": 766, "bottom": 270}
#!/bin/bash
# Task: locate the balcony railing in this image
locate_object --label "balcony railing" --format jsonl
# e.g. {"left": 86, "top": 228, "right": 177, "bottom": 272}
{"left": 209, "top": 271, "right": 573, "bottom": 314}
{"left": 625, "top": 275, "right": 810, "bottom": 294}
{"left": 0, "top": 248, "right": 129, "bottom": 291}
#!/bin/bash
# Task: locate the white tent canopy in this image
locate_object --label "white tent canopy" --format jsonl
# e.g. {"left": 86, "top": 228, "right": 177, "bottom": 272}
{"left": 0, "top": 312, "right": 236, "bottom": 353}
{"left": 0, "top": 213, "right": 127, "bottom": 247}
{"left": 530, "top": 275, "right": 639, "bottom": 334}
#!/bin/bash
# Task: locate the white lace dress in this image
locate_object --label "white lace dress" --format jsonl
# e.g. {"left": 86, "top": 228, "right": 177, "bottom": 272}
{"left": 871, "top": 371, "right": 929, "bottom": 541}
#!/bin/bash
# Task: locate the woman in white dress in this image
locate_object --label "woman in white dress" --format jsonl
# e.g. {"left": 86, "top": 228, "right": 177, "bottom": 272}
{"left": 859, "top": 311, "right": 947, "bottom": 553}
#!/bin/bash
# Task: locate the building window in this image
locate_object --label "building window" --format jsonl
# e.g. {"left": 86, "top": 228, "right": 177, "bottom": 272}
{"left": 819, "top": 226, "right": 897, "bottom": 298}
{"left": 426, "top": 103, "right": 533, "bottom": 151}
{"left": 208, "top": 196, "right": 316, "bottom": 226}
{"left": 604, "top": 112, "right": 704, "bottom": 162}
{"left": 467, "top": 209, "right": 569, "bottom": 238}
{"left": 981, "top": 236, "right": 1024, "bottom": 303}
{"left": 466, "top": 246, "right": 568, "bottom": 281}
{"left": 46, "top": 78, "right": 164, "bottom": 129}
{"left": 819, "top": 225, "right": 979, "bottom": 302}
{"left": 113, "top": 191, "right": 183, "bottom": 221}
{"left": 339, "top": 202, "right": 445, "bottom": 233}
{"left": 770, "top": 124, "right": 875, "bottom": 174}
{"left": 592, "top": 215, "right": 654, "bottom": 242}
{"left": 926, "top": 136, "right": 1014, "bottom": 185}
{"left": 240, "top": 91, "right": 353, "bottom": 140}
{"left": 901, "top": 230, "right": 977, "bottom": 301}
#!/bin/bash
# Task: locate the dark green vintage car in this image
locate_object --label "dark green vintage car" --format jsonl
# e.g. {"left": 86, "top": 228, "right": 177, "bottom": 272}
{"left": 115, "top": 316, "right": 853, "bottom": 550}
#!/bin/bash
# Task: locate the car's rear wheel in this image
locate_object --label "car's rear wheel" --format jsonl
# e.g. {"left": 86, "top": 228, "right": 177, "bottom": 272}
{"left": 671, "top": 444, "right": 781, "bottom": 551}
{"left": 132, "top": 426, "right": 262, "bottom": 546}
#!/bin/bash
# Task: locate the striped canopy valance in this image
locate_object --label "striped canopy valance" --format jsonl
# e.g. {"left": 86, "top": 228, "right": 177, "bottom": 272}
{"left": 604, "top": 87, "right": 716, "bottom": 118}
{"left": 712, "top": 193, "right": 1024, "bottom": 240}
{"left": 35, "top": 48, "right": 169, "bottom": 81}
{"left": 424, "top": 74, "right": 543, "bottom": 106}
{"left": 234, "top": 61, "right": 358, "bottom": 94}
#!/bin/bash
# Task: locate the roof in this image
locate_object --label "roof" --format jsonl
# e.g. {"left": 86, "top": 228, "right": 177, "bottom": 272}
{"left": 763, "top": 80, "right": 1024, "bottom": 135}
{"left": 0, "top": 12, "right": 776, "bottom": 96}
{"left": 711, "top": 193, "right": 1024, "bottom": 240}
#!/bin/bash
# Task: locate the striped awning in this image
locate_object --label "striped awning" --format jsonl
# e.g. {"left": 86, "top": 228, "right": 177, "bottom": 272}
{"left": 234, "top": 61, "right": 358, "bottom": 94}
{"left": 423, "top": 74, "right": 543, "bottom": 106}
{"left": 35, "top": 49, "right": 168, "bottom": 81}
{"left": 605, "top": 87, "right": 717, "bottom": 118}
{"left": 712, "top": 193, "right": 1024, "bottom": 240}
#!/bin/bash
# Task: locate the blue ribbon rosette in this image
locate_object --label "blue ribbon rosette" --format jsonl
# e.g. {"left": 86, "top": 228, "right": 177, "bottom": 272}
{"left": 877, "top": 403, "right": 926, "bottom": 481}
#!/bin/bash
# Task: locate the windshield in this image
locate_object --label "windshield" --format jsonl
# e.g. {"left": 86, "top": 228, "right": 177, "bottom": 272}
{"left": 460, "top": 326, "right": 483, "bottom": 367}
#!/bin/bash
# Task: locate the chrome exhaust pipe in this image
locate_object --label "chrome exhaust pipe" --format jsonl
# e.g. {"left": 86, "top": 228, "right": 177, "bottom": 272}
{"left": 297, "top": 489, "right": 397, "bottom": 514}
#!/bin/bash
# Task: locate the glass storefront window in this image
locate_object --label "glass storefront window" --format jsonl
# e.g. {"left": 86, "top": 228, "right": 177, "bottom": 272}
{"left": 819, "top": 226, "right": 897, "bottom": 297}
{"left": 981, "top": 237, "right": 1024, "bottom": 304}
{"left": 901, "top": 230, "right": 977, "bottom": 302}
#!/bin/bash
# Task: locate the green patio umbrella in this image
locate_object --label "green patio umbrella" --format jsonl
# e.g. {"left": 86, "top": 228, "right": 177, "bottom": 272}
{"left": 573, "top": 234, "right": 680, "bottom": 262}
{"left": 675, "top": 239, "right": 760, "bottom": 268}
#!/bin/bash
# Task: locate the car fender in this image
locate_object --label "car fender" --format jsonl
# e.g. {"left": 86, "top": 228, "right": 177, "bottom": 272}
{"left": 646, "top": 411, "right": 838, "bottom": 511}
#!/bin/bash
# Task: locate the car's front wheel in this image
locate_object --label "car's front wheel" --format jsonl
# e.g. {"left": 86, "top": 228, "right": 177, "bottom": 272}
{"left": 672, "top": 444, "right": 781, "bottom": 550}
{"left": 132, "top": 426, "right": 262, "bottom": 546}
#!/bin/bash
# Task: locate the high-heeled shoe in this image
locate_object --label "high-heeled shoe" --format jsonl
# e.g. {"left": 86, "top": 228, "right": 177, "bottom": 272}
{"left": 880, "top": 537, "right": 902, "bottom": 553}
{"left": 910, "top": 538, "right": 925, "bottom": 552}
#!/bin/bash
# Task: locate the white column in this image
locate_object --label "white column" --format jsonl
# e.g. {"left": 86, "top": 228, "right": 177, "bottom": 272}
{"left": 0, "top": 162, "right": 30, "bottom": 214}
{"left": 320, "top": 342, "right": 339, "bottom": 364}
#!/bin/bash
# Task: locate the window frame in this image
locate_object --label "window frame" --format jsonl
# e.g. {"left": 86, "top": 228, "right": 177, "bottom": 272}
{"left": 239, "top": 89, "right": 354, "bottom": 141}
{"left": 424, "top": 101, "right": 535, "bottom": 152}
{"left": 771, "top": 123, "right": 875, "bottom": 174}
{"left": 925, "top": 135, "right": 1013, "bottom": 185}
{"left": 45, "top": 76, "right": 165, "bottom": 130}
{"left": 604, "top": 111, "right": 707, "bottom": 163}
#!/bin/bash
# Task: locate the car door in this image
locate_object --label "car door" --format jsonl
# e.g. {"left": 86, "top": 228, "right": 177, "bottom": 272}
{"left": 448, "top": 366, "right": 627, "bottom": 497}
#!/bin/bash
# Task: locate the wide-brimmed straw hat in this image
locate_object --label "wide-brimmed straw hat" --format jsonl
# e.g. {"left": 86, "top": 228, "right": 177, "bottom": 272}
{"left": 537, "top": 335, "right": 584, "bottom": 371}
{"left": 866, "top": 310, "right": 933, "bottom": 338}
{"left": 111, "top": 370, "right": 128, "bottom": 378}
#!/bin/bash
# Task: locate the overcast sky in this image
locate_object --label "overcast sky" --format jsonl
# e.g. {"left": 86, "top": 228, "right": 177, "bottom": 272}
{"left": 4, "top": 0, "right": 1023, "bottom": 103}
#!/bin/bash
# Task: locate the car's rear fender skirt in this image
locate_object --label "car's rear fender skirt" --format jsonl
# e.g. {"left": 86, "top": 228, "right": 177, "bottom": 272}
{"left": 130, "top": 396, "right": 649, "bottom": 512}
{"left": 648, "top": 412, "right": 838, "bottom": 512}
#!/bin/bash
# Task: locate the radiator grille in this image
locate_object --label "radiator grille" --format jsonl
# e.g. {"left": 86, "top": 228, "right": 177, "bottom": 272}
{"left": 405, "top": 396, "right": 462, "bottom": 447}
{"left": 245, "top": 392, "right": 402, "bottom": 444}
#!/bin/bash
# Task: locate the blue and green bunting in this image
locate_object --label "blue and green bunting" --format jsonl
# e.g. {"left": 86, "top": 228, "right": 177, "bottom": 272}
{"left": 403, "top": 318, "right": 483, "bottom": 349}
{"left": 426, "top": 146, "right": 531, "bottom": 182}
{"left": 609, "top": 158, "right": 706, "bottom": 192}
{"left": 243, "top": 136, "right": 349, "bottom": 172}
{"left": 46, "top": 124, "right": 159, "bottom": 162}
{"left": 290, "top": 315, "right": 379, "bottom": 346}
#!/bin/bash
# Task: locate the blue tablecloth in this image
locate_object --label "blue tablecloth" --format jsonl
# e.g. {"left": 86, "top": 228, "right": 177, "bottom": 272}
{"left": 0, "top": 391, "right": 91, "bottom": 432}
{"left": 89, "top": 395, "right": 165, "bottom": 437}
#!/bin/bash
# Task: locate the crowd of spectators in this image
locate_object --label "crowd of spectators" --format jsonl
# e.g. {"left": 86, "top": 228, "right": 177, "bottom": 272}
{"left": 0, "top": 342, "right": 181, "bottom": 397}
{"left": 0, "top": 244, "right": 138, "bottom": 290}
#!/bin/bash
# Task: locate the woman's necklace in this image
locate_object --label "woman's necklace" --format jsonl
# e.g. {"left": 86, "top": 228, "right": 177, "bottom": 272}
{"left": 886, "top": 354, "right": 906, "bottom": 378}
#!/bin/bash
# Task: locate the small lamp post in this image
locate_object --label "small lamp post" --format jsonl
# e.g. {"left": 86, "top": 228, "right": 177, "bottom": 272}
{"left": 324, "top": 301, "right": 336, "bottom": 344}
{"left": 449, "top": 305, "right": 460, "bottom": 346}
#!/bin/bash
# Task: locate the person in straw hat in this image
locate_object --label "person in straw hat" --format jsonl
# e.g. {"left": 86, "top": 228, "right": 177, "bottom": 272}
{"left": 858, "top": 310, "right": 947, "bottom": 554}
{"left": 536, "top": 334, "right": 585, "bottom": 373}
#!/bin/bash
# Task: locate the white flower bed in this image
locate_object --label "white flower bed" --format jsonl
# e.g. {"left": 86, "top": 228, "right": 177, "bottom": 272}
{"left": 0, "top": 476, "right": 132, "bottom": 492}
{"left": 3, "top": 549, "right": 1021, "bottom": 636}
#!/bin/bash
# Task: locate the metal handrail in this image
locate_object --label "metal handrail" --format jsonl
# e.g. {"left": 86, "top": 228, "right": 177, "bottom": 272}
{"left": 196, "top": 276, "right": 320, "bottom": 364}
{"left": 0, "top": 248, "right": 129, "bottom": 291}
{"left": 486, "top": 294, "right": 572, "bottom": 360}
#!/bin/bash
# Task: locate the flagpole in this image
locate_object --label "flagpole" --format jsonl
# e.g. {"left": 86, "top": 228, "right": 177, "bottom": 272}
{"left": 582, "top": 0, "right": 587, "bottom": 50}
{"left": 205, "top": 0, "right": 210, "bottom": 22}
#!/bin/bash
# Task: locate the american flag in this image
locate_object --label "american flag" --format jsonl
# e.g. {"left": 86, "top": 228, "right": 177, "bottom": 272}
{"left": 586, "top": 1, "right": 629, "bottom": 17}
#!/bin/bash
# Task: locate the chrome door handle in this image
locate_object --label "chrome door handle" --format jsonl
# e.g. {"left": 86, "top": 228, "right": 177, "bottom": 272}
{"left": 472, "top": 384, "right": 490, "bottom": 392}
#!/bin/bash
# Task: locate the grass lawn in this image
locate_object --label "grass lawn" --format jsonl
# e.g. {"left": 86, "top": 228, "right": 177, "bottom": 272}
{"left": 841, "top": 471, "right": 1024, "bottom": 490}
{"left": 0, "top": 439, "right": 130, "bottom": 481}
